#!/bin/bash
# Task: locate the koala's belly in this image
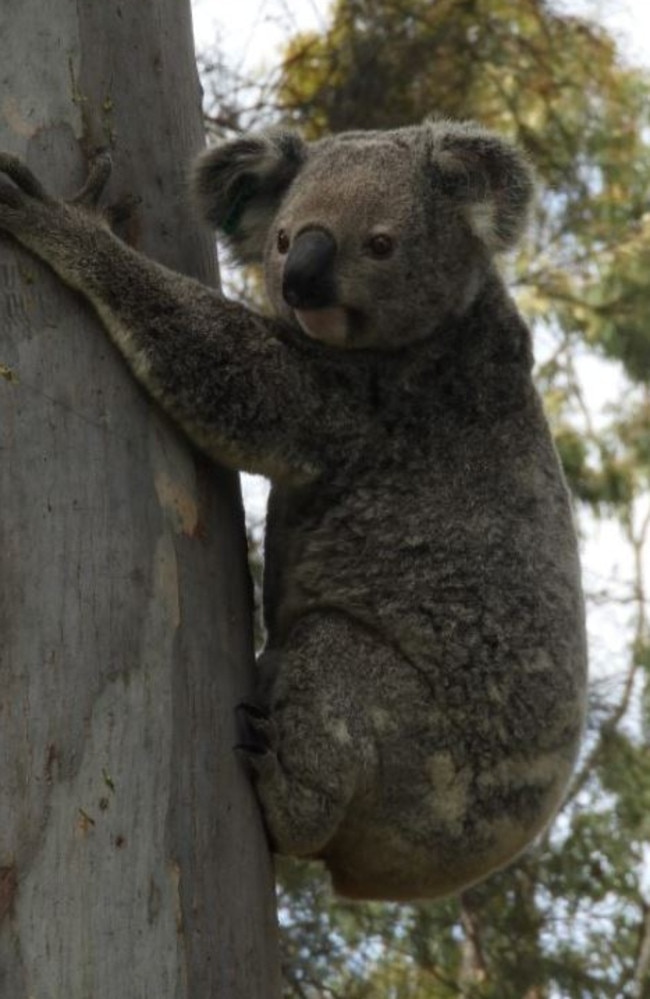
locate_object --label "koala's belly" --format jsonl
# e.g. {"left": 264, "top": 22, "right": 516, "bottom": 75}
{"left": 264, "top": 466, "right": 585, "bottom": 682}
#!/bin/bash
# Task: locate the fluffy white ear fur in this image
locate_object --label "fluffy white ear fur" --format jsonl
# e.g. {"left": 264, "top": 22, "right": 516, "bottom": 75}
{"left": 192, "top": 130, "right": 306, "bottom": 264}
{"left": 426, "top": 120, "right": 535, "bottom": 253}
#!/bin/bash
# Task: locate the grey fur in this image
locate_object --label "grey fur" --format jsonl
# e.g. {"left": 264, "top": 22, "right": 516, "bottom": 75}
{"left": 0, "top": 120, "right": 586, "bottom": 901}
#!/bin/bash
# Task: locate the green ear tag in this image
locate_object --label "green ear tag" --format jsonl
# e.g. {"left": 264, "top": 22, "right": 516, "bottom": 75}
{"left": 222, "top": 175, "right": 258, "bottom": 237}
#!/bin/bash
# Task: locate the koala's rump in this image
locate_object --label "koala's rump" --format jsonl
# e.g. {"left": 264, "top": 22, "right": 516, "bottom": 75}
{"left": 273, "top": 608, "right": 581, "bottom": 902}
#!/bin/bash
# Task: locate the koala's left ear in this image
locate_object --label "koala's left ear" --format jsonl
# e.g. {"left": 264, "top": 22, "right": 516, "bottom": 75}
{"left": 191, "top": 130, "right": 307, "bottom": 264}
{"left": 427, "top": 122, "right": 535, "bottom": 252}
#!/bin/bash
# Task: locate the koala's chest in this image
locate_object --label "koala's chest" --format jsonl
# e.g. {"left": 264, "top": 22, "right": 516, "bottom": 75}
{"left": 267, "top": 447, "right": 534, "bottom": 633}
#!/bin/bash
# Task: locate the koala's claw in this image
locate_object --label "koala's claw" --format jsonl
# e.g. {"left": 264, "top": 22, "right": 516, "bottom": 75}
{"left": 71, "top": 151, "right": 113, "bottom": 207}
{"left": 234, "top": 743, "right": 278, "bottom": 779}
{"left": 236, "top": 700, "right": 269, "bottom": 721}
{"left": 235, "top": 701, "right": 279, "bottom": 753}
{"left": 0, "top": 153, "right": 52, "bottom": 203}
{"left": 0, "top": 179, "right": 24, "bottom": 210}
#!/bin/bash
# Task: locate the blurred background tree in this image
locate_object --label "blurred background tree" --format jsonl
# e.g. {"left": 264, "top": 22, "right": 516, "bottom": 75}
{"left": 196, "top": 1, "right": 650, "bottom": 994}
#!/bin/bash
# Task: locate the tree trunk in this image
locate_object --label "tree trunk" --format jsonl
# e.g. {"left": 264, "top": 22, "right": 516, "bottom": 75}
{"left": 0, "top": 2, "right": 281, "bottom": 997}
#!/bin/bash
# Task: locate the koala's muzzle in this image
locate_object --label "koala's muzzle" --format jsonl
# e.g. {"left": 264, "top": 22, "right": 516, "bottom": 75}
{"left": 282, "top": 228, "right": 337, "bottom": 310}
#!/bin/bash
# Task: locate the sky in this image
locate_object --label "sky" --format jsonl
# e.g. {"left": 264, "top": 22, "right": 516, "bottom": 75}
{"left": 191, "top": 0, "right": 327, "bottom": 70}
{"left": 579, "top": 0, "right": 650, "bottom": 65}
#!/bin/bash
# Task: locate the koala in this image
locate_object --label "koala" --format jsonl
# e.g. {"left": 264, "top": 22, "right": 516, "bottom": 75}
{"left": 0, "top": 119, "right": 587, "bottom": 901}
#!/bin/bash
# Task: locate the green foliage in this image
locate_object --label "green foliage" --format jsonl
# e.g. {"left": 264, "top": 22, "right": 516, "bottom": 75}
{"left": 581, "top": 221, "right": 650, "bottom": 381}
{"left": 277, "top": 857, "right": 464, "bottom": 997}
{"left": 553, "top": 426, "right": 635, "bottom": 509}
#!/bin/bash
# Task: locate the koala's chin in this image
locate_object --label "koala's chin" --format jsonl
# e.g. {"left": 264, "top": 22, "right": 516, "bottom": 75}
{"left": 294, "top": 306, "right": 350, "bottom": 347}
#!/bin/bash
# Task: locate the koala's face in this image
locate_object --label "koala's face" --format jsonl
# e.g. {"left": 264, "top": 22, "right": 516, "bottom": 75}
{"left": 193, "top": 121, "right": 534, "bottom": 351}
{"left": 263, "top": 136, "right": 488, "bottom": 350}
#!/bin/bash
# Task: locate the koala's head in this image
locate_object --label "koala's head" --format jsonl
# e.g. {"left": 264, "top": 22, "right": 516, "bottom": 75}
{"left": 192, "top": 120, "right": 534, "bottom": 350}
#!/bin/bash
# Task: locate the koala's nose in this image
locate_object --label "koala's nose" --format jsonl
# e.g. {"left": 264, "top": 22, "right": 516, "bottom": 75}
{"left": 282, "top": 228, "right": 337, "bottom": 310}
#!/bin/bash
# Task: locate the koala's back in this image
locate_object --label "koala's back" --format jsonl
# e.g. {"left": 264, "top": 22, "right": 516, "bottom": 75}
{"left": 261, "top": 284, "right": 586, "bottom": 900}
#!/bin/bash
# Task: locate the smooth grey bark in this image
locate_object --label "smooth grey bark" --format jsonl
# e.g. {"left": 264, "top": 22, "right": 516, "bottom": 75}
{"left": 0, "top": 2, "right": 281, "bottom": 997}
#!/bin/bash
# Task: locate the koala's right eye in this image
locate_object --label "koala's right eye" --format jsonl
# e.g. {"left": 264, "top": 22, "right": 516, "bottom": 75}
{"left": 277, "top": 229, "right": 290, "bottom": 254}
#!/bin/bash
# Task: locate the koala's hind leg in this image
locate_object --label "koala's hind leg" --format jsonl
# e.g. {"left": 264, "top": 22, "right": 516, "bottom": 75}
{"left": 239, "top": 613, "right": 377, "bottom": 858}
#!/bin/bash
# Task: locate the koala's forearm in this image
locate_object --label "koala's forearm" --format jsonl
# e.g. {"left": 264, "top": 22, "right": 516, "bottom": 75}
{"left": 17, "top": 216, "right": 320, "bottom": 480}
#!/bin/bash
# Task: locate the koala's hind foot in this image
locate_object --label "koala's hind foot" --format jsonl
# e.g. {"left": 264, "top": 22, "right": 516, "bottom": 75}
{"left": 236, "top": 701, "right": 279, "bottom": 762}
{"left": 242, "top": 748, "right": 349, "bottom": 856}
{"left": 240, "top": 614, "right": 377, "bottom": 859}
{"left": 237, "top": 700, "right": 356, "bottom": 857}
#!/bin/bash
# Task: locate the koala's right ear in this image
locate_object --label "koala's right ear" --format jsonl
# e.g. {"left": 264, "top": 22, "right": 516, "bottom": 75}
{"left": 191, "top": 131, "right": 307, "bottom": 264}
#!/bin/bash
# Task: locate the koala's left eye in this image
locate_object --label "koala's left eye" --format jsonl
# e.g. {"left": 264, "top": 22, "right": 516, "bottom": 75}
{"left": 368, "top": 234, "right": 394, "bottom": 258}
{"left": 277, "top": 229, "right": 290, "bottom": 254}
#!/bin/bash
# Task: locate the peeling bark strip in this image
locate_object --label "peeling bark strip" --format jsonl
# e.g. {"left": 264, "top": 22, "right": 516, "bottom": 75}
{"left": 0, "top": 0, "right": 280, "bottom": 996}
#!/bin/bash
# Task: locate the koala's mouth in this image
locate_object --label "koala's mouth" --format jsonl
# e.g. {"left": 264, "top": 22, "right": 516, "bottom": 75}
{"left": 294, "top": 307, "right": 350, "bottom": 347}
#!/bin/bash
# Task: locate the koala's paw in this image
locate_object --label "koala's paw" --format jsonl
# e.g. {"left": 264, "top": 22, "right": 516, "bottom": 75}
{"left": 0, "top": 151, "right": 113, "bottom": 238}
{"left": 0, "top": 154, "right": 53, "bottom": 229}
{"left": 234, "top": 702, "right": 280, "bottom": 778}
